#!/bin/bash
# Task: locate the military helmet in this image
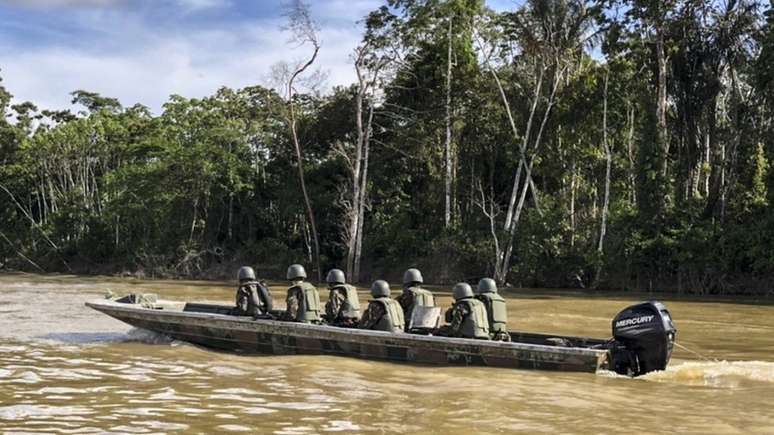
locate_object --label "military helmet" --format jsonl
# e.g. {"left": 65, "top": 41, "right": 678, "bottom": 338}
{"left": 403, "top": 268, "right": 424, "bottom": 285}
{"left": 286, "top": 264, "right": 307, "bottom": 280}
{"left": 326, "top": 268, "right": 346, "bottom": 285}
{"left": 452, "top": 282, "right": 474, "bottom": 300}
{"left": 370, "top": 280, "right": 391, "bottom": 298}
{"left": 237, "top": 266, "right": 256, "bottom": 282}
{"left": 477, "top": 278, "right": 497, "bottom": 294}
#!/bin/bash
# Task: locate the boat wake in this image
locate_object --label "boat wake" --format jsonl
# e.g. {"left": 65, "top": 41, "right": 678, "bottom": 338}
{"left": 640, "top": 360, "right": 774, "bottom": 388}
{"left": 35, "top": 328, "right": 174, "bottom": 346}
{"left": 124, "top": 327, "right": 175, "bottom": 345}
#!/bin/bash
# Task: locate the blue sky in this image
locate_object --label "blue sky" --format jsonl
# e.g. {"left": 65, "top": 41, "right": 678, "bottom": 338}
{"left": 0, "top": 0, "right": 518, "bottom": 114}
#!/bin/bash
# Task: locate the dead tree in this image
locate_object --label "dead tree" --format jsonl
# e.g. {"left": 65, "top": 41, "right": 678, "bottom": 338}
{"left": 276, "top": 0, "right": 323, "bottom": 280}
{"left": 473, "top": 4, "right": 594, "bottom": 284}
{"left": 335, "top": 34, "right": 391, "bottom": 283}
{"left": 444, "top": 17, "right": 454, "bottom": 229}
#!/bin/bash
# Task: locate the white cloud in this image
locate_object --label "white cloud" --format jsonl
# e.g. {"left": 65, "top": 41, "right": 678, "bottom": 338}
{"left": 0, "top": 0, "right": 510, "bottom": 115}
{"left": 175, "top": 0, "right": 228, "bottom": 12}
{"left": 312, "top": 0, "right": 381, "bottom": 21}
{"left": 0, "top": 16, "right": 363, "bottom": 114}
{"left": 0, "top": 0, "right": 124, "bottom": 8}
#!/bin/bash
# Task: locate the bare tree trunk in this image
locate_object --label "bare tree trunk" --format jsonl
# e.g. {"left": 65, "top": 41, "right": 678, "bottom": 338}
{"left": 627, "top": 104, "right": 637, "bottom": 205}
{"left": 490, "top": 66, "right": 543, "bottom": 283}
{"left": 503, "top": 67, "right": 544, "bottom": 231}
{"left": 720, "top": 139, "right": 727, "bottom": 220}
{"left": 473, "top": 38, "right": 541, "bottom": 233}
{"left": 595, "top": 70, "right": 611, "bottom": 286}
{"left": 227, "top": 194, "right": 234, "bottom": 240}
{"left": 0, "top": 182, "right": 71, "bottom": 271}
{"left": 301, "top": 217, "right": 313, "bottom": 264}
{"left": 703, "top": 131, "right": 710, "bottom": 196}
{"left": 346, "top": 36, "right": 387, "bottom": 283}
{"left": 281, "top": 0, "right": 323, "bottom": 281}
{"left": 474, "top": 179, "right": 501, "bottom": 276}
{"left": 189, "top": 196, "right": 199, "bottom": 244}
{"left": 353, "top": 108, "right": 371, "bottom": 282}
{"left": 570, "top": 158, "right": 576, "bottom": 248}
{"left": 346, "top": 79, "right": 365, "bottom": 279}
{"left": 289, "top": 104, "right": 322, "bottom": 281}
{"left": 495, "top": 65, "right": 564, "bottom": 283}
{"left": 288, "top": 69, "right": 321, "bottom": 275}
{"left": 702, "top": 94, "right": 723, "bottom": 220}
{"left": 0, "top": 230, "right": 45, "bottom": 272}
{"left": 656, "top": 28, "right": 669, "bottom": 180}
{"left": 444, "top": 17, "right": 454, "bottom": 229}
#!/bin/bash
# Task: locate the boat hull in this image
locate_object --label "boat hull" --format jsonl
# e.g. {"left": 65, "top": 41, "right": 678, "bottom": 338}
{"left": 86, "top": 300, "right": 609, "bottom": 373}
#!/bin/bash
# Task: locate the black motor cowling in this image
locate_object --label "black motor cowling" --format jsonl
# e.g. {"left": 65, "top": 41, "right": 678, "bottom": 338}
{"left": 609, "top": 301, "right": 676, "bottom": 376}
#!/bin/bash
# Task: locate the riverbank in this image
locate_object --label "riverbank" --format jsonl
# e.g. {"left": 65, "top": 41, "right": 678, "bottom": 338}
{"left": 1, "top": 270, "right": 772, "bottom": 305}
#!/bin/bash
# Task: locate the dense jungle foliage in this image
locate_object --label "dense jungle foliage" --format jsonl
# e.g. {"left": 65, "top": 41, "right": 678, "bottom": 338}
{"left": 2, "top": 0, "right": 774, "bottom": 295}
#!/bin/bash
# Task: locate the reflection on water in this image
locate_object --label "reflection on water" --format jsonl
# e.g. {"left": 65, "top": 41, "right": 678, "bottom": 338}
{"left": 1, "top": 273, "right": 773, "bottom": 433}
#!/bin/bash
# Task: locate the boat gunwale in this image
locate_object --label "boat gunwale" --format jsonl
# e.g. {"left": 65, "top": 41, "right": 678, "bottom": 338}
{"left": 86, "top": 299, "right": 609, "bottom": 359}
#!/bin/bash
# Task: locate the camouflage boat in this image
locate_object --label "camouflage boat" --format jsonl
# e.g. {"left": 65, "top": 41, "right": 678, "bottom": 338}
{"left": 86, "top": 297, "right": 676, "bottom": 377}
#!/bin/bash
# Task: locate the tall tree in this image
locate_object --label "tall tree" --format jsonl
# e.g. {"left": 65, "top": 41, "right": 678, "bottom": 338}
{"left": 274, "top": 0, "right": 324, "bottom": 280}
{"left": 476, "top": 0, "right": 602, "bottom": 283}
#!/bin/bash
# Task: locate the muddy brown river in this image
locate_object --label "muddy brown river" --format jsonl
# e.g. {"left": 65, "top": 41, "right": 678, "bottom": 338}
{"left": 0, "top": 273, "right": 772, "bottom": 434}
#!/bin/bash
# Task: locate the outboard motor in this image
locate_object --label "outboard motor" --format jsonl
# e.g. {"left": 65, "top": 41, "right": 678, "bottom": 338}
{"left": 609, "top": 301, "right": 676, "bottom": 376}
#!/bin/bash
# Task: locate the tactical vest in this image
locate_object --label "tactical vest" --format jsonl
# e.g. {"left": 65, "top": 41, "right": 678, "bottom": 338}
{"left": 459, "top": 298, "right": 490, "bottom": 339}
{"left": 258, "top": 282, "right": 273, "bottom": 312}
{"left": 409, "top": 286, "right": 435, "bottom": 307}
{"left": 330, "top": 284, "right": 361, "bottom": 319}
{"left": 476, "top": 293, "right": 508, "bottom": 333}
{"left": 291, "top": 281, "right": 321, "bottom": 323}
{"left": 238, "top": 280, "right": 272, "bottom": 315}
{"left": 372, "top": 298, "right": 405, "bottom": 333}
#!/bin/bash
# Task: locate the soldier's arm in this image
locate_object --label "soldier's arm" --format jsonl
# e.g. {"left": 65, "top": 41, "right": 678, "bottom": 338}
{"left": 258, "top": 282, "right": 273, "bottom": 312}
{"left": 285, "top": 290, "right": 299, "bottom": 320}
{"left": 444, "top": 306, "right": 453, "bottom": 323}
{"left": 449, "top": 304, "right": 470, "bottom": 336}
{"left": 235, "top": 288, "right": 249, "bottom": 313}
{"left": 358, "top": 305, "right": 374, "bottom": 328}
{"left": 246, "top": 286, "right": 262, "bottom": 313}
{"left": 322, "top": 290, "right": 338, "bottom": 321}
{"left": 358, "top": 304, "right": 385, "bottom": 329}
{"left": 395, "top": 292, "right": 410, "bottom": 310}
{"left": 330, "top": 290, "right": 344, "bottom": 315}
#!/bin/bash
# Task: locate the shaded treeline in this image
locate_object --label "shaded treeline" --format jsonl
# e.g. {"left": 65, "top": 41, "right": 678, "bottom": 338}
{"left": 2, "top": 0, "right": 774, "bottom": 295}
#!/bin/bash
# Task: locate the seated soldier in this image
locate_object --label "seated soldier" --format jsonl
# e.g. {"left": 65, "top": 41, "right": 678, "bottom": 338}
{"left": 396, "top": 268, "right": 435, "bottom": 331}
{"left": 440, "top": 282, "right": 490, "bottom": 339}
{"left": 282, "top": 264, "right": 322, "bottom": 323}
{"left": 475, "top": 278, "right": 511, "bottom": 341}
{"left": 233, "top": 266, "right": 273, "bottom": 317}
{"left": 323, "top": 268, "right": 361, "bottom": 326}
{"left": 359, "top": 280, "right": 405, "bottom": 333}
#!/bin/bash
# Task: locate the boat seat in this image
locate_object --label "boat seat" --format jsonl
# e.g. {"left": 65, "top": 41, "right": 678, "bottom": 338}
{"left": 182, "top": 303, "right": 234, "bottom": 315}
{"left": 545, "top": 337, "right": 572, "bottom": 347}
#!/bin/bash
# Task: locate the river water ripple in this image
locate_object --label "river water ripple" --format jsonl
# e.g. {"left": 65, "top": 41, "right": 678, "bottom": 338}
{"left": 0, "top": 273, "right": 772, "bottom": 434}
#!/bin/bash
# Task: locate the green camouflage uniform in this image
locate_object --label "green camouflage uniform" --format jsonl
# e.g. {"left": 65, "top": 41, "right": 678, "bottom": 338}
{"left": 283, "top": 281, "right": 322, "bottom": 323}
{"left": 324, "top": 284, "right": 361, "bottom": 326}
{"left": 441, "top": 298, "right": 490, "bottom": 339}
{"left": 358, "top": 301, "right": 386, "bottom": 329}
{"left": 359, "top": 298, "right": 404, "bottom": 333}
{"left": 235, "top": 280, "right": 273, "bottom": 317}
